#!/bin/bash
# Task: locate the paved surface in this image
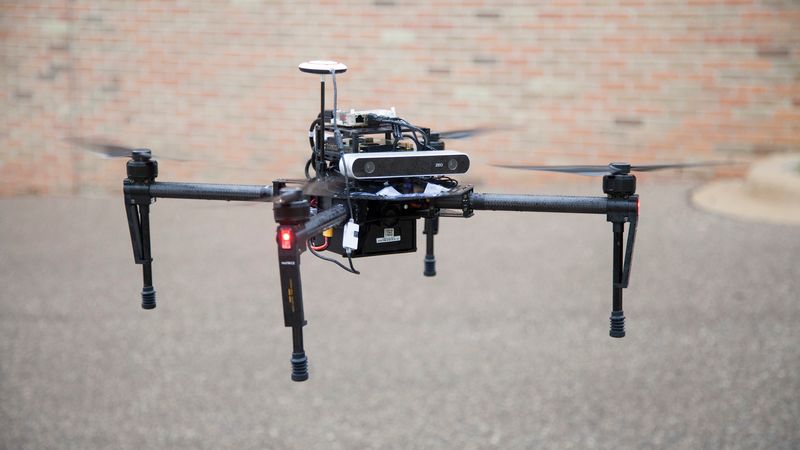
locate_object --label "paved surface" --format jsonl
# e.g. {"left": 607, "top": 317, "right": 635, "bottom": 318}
{"left": 1, "top": 183, "right": 799, "bottom": 449}
{"left": 693, "top": 154, "right": 800, "bottom": 225}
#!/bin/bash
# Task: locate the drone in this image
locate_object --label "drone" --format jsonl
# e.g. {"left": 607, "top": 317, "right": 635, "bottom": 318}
{"left": 81, "top": 61, "right": 728, "bottom": 382}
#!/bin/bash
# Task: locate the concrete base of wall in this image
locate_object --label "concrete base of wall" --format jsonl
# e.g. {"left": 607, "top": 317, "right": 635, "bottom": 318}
{"left": 692, "top": 154, "right": 800, "bottom": 226}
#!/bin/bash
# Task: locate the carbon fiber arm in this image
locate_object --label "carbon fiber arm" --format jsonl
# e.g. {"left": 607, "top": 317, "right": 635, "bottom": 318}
{"left": 470, "top": 193, "right": 609, "bottom": 214}
{"left": 434, "top": 192, "right": 637, "bottom": 215}
{"left": 124, "top": 182, "right": 273, "bottom": 202}
{"left": 296, "top": 204, "right": 349, "bottom": 242}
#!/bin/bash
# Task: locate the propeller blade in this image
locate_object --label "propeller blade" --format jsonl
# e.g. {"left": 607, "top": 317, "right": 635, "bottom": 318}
{"left": 494, "top": 161, "right": 737, "bottom": 176}
{"left": 629, "top": 162, "right": 733, "bottom": 172}
{"left": 67, "top": 137, "right": 137, "bottom": 158}
{"left": 302, "top": 174, "right": 348, "bottom": 196}
{"left": 68, "top": 137, "right": 189, "bottom": 161}
{"left": 492, "top": 164, "right": 610, "bottom": 176}
{"left": 435, "top": 127, "right": 499, "bottom": 140}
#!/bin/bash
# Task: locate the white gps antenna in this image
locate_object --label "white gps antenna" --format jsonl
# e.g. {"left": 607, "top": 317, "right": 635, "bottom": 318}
{"left": 298, "top": 60, "right": 347, "bottom": 75}
{"left": 298, "top": 61, "right": 348, "bottom": 174}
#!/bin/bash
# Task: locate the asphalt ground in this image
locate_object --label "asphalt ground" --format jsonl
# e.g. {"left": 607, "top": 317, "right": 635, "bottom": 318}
{"left": 1, "top": 182, "right": 798, "bottom": 449}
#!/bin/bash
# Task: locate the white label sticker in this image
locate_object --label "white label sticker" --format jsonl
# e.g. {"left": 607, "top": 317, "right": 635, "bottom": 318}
{"left": 376, "top": 228, "right": 401, "bottom": 244}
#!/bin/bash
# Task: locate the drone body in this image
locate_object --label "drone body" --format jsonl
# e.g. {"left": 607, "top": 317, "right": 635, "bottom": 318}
{"left": 116, "top": 60, "right": 688, "bottom": 382}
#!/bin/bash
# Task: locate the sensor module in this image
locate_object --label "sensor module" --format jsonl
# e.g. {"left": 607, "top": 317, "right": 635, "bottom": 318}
{"left": 335, "top": 108, "right": 397, "bottom": 127}
{"left": 338, "top": 150, "right": 470, "bottom": 179}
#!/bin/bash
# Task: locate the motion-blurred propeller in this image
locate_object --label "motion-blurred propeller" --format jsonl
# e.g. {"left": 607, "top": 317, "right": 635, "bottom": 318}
{"left": 68, "top": 137, "right": 140, "bottom": 158}
{"left": 301, "top": 174, "right": 348, "bottom": 197}
{"left": 67, "top": 137, "right": 186, "bottom": 161}
{"left": 434, "top": 127, "right": 505, "bottom": 140}
{"left": 494, "top": 161, "right": 735, "bottom": 176}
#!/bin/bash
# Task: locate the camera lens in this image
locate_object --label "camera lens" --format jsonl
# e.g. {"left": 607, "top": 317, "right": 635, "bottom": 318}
{"left": 364, "top": 161, "right": 376, "bottom": 174}
{"left": 447, "top": 158, "right": 458, "bottom": 170}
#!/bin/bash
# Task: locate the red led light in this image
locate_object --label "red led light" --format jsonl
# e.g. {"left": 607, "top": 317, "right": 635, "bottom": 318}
{"left": 279, "top": 228, "right": 293, "bottom": 250}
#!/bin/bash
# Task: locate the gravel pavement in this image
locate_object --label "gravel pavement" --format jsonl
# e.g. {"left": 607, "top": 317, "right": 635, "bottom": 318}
{"left": 1, "top": 182, "right": 798, "bottom": 449}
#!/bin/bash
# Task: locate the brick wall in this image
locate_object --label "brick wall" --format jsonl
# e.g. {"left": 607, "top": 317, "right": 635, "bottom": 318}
{"left": 1, "top": 0, "right": 798, "bottom": 195}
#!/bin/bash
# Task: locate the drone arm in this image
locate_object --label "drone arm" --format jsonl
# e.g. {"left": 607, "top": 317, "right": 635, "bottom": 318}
{"left": 122, "top": 177, "right": 274, "bottom": 310}
{"left": 436, "top": 191, "right": 639, "bottom": 338}
{"left": 434, "top": 192, "right": 637, "bottom": 216}
{"left": 295, "top": 203, "right": 348, "bottom": 243}
{"left": 468, "top": 193, "right": 610, "bottom": 214}
{"left": 124, "top": 182, "right": 274, "bottom": 202}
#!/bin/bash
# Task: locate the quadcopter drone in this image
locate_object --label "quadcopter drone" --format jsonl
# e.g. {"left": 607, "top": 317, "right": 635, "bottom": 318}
{"left": 89, "top": 61, "right": 726, "bottom": 382}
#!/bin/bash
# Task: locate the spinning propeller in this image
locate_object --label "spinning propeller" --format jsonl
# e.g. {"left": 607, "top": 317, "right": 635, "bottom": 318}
{"left": 494, "top": 161, "right": 733, "bottom": 176}
{"left": 301, "top": 173, "right": 347, "bottom": 197}
{"left": 434, "top": 127, "right": 500, "bottom": 140}
{"left": 67, "top": 137, "right": 188, "bottom": 161}
{"left": 70, "top": 124, "right": 498, "bottom": 163}
{"left": 67, "top": 137, "right": 146, "bottom": 159}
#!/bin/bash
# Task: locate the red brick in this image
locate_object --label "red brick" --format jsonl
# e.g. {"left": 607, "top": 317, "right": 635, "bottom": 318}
{"left": 1, "top": 1, "right": 797, "bottom": 195}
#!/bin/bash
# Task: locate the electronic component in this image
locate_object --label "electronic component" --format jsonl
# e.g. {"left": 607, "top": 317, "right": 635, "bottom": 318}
{"left": 338, "top": 150, "right": 470, "bottom": 179}
{"left": 327, "top": 202, "right": 418, "bottom": 258}
{"left": 335, "top": 108, "right": 397, "bottom": 127}
{"left": 279, "top": 227, "right": 294, "bottom": 250}
{"left": 342, "top": 220, "right": 359, "bottom": 250}
{"left": 298, "top": 60, "right": 347, "bottom": 74}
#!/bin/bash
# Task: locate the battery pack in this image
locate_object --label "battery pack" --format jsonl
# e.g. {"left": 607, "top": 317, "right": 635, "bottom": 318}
{"left": 328, "top": 218, "right": 416, "bottom": 258}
